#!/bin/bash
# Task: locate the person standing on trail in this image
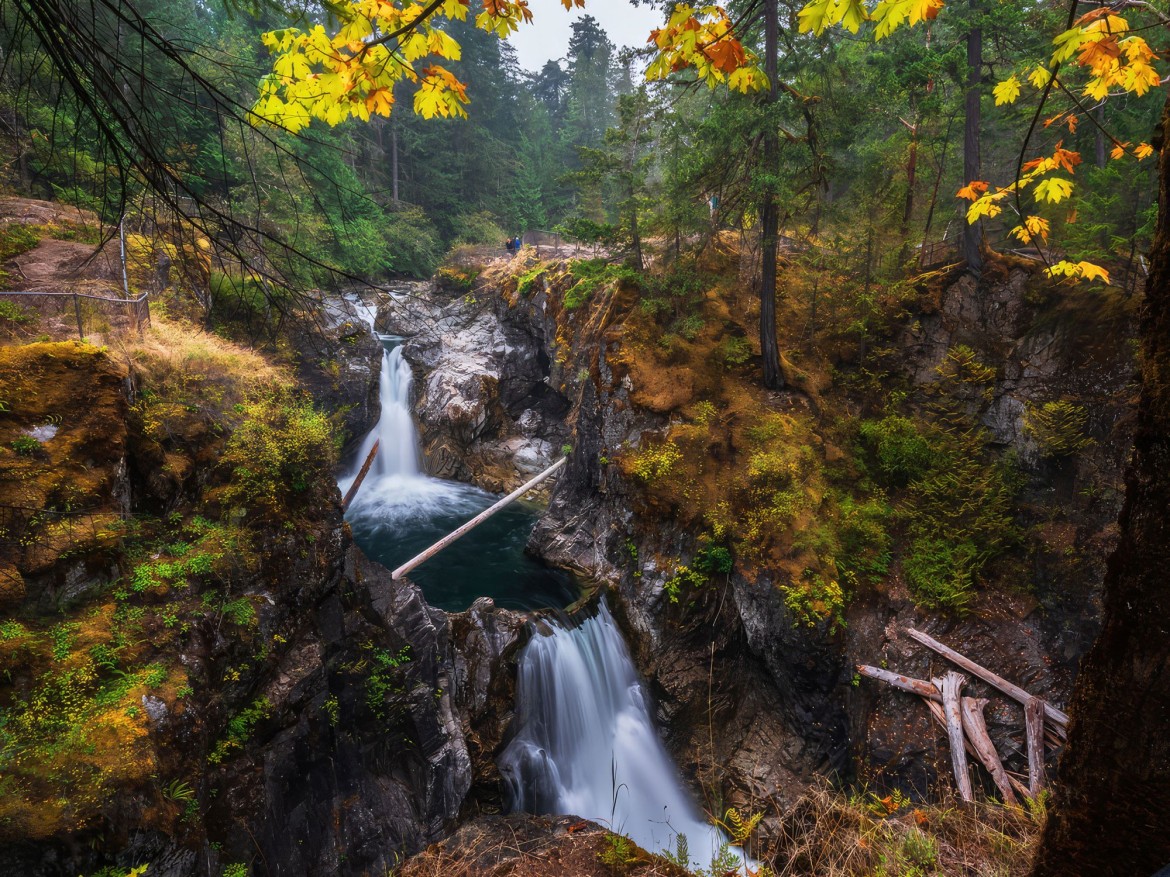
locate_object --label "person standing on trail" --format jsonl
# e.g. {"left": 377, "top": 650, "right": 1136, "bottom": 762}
{"left": 505, "top": 237, "right": 514, "bottom": 257}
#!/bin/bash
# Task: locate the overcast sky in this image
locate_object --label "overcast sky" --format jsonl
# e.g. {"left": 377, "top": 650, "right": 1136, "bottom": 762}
{"left": 505, "top": 0, "right": 665, "bottom": 72}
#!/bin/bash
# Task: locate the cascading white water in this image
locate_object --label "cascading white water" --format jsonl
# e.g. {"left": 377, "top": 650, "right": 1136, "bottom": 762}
{"left": 499, "top": 601, "right": 742, "bottom": 871}
{"left": 339, "top": 342, "right": 420, "bottom": 494}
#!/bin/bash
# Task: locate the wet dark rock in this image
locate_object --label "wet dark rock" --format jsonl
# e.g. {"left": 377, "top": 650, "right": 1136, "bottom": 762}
{"left": 287, "top": 292, "right": 383, "bottom": 454}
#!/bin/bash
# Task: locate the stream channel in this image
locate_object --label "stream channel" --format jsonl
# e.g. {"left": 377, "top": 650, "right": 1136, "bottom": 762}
{"left": 337, "top": 301, "right": 739, "bottom": 870}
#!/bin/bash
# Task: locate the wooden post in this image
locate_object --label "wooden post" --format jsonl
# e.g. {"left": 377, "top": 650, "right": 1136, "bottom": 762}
{"left": 341, "top": 439, "right": 380, "bottom": 512}
{"left": 119, "top": 216, "right": 132, "bottom": 299}
{"left": 392, "top": 456, "right": 567, "bottom": 580}
{"left": 934, "top": 671, "right": 974, "bottom": 802}
{"left": 907, "top": 627, "right": 1069, "bottom": 736}
{"left": 961, "top": 696, "right": 1018, "bottom": 805}
{"left": 73, "top": 293, "right": 84, "bottom": 340}
{"left": 1025, "top": 695, "right": 1047, "bottom": 798}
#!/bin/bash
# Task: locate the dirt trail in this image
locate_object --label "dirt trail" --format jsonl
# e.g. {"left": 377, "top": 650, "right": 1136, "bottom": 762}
{"left": 10, "top": 238, "right": 121, "bottom": 294}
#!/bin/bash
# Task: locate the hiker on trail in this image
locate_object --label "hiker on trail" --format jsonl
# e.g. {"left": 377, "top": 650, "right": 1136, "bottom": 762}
{"left": 512, "top": 235, "right": 522, "bottom": 253}
{"left": 505, "top": 237, "right": 515, "bottom": 257}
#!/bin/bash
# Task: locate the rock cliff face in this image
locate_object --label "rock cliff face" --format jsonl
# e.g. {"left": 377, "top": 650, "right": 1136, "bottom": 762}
{"left": 0, "top": 335, "right": 525, "bottom": 876}
{"left": 287, "top": 292, "right": 384, "bottom": 453}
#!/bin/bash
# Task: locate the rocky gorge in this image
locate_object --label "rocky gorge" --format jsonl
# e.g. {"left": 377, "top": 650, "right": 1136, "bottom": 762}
{"left": 0, "top": 235, "right": 1137, "bottom": 875}
{"left": 375, "top": 247, "right": 1135, "bottom": 845}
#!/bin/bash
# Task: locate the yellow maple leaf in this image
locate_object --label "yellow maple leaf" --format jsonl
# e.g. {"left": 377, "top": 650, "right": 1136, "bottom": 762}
{"left": 1034, "top": 177, "right": 1073, "bottom": 204}
{"left": 1078, "top": 261, "right": 1111, "bottom": 283}
{"left": 798, "top": 0, "right": 838, "bottom": 35}
{"left": 1028, "top": 66, "right": 1052, "bottom": 89}
{"left": 1135, "top": 142, "right": 1155, "bottom": 160}
{"left": 1052, "top": 27, "right": 1088, "bottom": 65}
{"left": 1111, "top": 141, "right": 1130, "bottom": 160}
{"left": 993, "top": 75, "right": 1021, "bottom": 105}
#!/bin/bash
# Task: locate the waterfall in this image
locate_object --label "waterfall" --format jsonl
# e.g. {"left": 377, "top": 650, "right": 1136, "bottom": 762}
{"left": 339, "top": 341, "right": 420, "bottom": 496}
{"left": 499, "top": 601, "right": 740, "bottom": 871}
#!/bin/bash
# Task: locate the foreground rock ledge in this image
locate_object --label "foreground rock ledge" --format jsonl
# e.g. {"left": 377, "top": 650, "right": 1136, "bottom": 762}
{"left": 398, "top": 814, "right": 691, "bottom": 877}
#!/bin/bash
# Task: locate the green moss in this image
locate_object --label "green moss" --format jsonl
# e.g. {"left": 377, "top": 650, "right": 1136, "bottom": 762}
{"left": 516, "top": 264, "right": 546, "bottom": 297}
{"left": 562, "top": 259, "right": 638, "bottom": 310}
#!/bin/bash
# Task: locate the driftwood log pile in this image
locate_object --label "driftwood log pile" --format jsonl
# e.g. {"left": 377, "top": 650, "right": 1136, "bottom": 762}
{"left": 859, "top": 627, "right": 1069, "bottom": 805}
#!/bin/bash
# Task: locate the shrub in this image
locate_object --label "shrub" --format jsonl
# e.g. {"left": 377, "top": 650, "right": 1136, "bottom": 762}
{"left": 11, "top": 435, "right": 40, "bottom": 456}
{"left": 717, "top": 336, "right": 752, "bottom": 367}
{"left": 676, "top": 313, "right": 705, "bottom": 340}
{"left": 0, "top": 300, "right": 31, "bottom": 324}
{"left": 1025, "top": 400, "right": 1093, "bottom": 458}
{"left": 209, "top": 698, "right": 272, "bottom": 764}
{"left": 781, "top": 571, "right": 848, "bottom": 633}
{"left": 903, "top": 537, "right": 979, "bottom": 613}
{"left": 450, "top": 210, "right": 507, "bottom": 247}
{"left": 0, "top": 224, "right": 42, "bottom": 261}
{"left": 858, "top": 415, "right": 934, "bottom": 486}
{"left": 836, "top": 495, "right": 893, "bottom": 585}
{"left": 627, "top": 440, "right": 681, "bottom": 483}
{"left": 220, "top": 395, "right": 335, "bottom": 517}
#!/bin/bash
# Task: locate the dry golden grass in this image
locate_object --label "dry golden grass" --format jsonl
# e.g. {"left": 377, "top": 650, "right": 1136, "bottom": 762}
{"left": 122, "top": 315, "right": 287, "bottom": 404}
{"left": 765, "top": 783, "right": 1040, "bottom": 877}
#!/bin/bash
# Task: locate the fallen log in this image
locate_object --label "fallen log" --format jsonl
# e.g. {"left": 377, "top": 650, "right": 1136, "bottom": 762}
{"left": 934, "top": 671, "right": 974, "bottom": 803}
{"left": 860, "top": 664, "right": 1062, "bottom": 750}
{"left": 341, "top": 439, "right": 380, "bottom": 512}
{"left": 907, "top": 627, "right": 1068, "bottom": 736}
{"left": 392, "top": 456, "right": 567, "bottom": 580}
{"left": 857, "top": 665, "right": 940, "bottom": 700}
{"left": 961, "top": 697, "right": 1018, "bottom": 805}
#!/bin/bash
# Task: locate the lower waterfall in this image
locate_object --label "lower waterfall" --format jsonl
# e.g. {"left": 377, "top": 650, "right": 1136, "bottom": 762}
{"left": 499, "top": 600, "right": 741, "bottom": 871}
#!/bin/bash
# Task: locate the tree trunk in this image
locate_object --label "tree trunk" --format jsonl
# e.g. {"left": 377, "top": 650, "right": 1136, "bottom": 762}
{"left": 1095, "top": 102, "right": 1107, "bottom": 169}
{"left": 901, "top": 118, "right": 919, "bottom": 238}
{"left": 961, "top": 0, "right": 982, "bottom": 274}
{"left": 759, "top": 0, "right": 784, "bottom": 390}
{"left": 1030, "top": 94, "right": 1170, "bottom": 877}
{"left": 390, "top": 115, "right": 400, "bottom": 203}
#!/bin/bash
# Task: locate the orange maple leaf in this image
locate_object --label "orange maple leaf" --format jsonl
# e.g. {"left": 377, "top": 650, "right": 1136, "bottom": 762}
{"left": 1053, "top": 145, "right": 1082, "bottom": 173}
{"left": 706, "top": 37, "right": 747, "bottom": 74}
{"left": 956, "top": 180, "right": 989, "bottom": 200}
{"left": 1077, "top": 36, "right": 1121, "bottom": 72}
